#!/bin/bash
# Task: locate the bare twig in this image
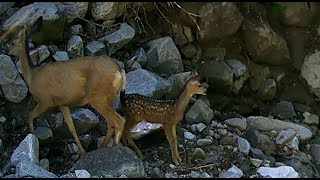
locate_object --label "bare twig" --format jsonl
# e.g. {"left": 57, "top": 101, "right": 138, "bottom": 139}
{"left": 65, "top": 26, "right": 94, "bottom": 39}
{"left": 153, "top": 2, "right": 174, "bottom": 26}
{"left": 175, "top": 163, "right": 220, "bottom": 171}
{"left": 142, "top": 3, "right": 155, "bottom": 34}
{"left": 76, "top": 16, "right": 112, "bottom": 30}
{"left": 172, "top": 2, "right": 200, "bottom": 17}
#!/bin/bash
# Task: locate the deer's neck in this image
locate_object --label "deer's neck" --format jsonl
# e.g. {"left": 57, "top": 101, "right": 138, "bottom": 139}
{"left": 18, "top": 37, "right": 33, "bottom": 85}
{"left": 175, "top": 88, "right": 193, "bottom": 115}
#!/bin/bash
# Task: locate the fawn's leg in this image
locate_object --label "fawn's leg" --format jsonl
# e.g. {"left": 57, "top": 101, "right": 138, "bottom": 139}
{"left": 91, "top": 101, "right": 126, "bottom": 146}
{"left": 28, "top": 102, "right": 49, "bottom": 133}
{"left": 164, "top": 124, "right": 181, "bottom": 165}
{"left": 59, "top": 106, "right": 86, "bottom": 155}
{"left": 123, "top": 118, "right": 144, "bottom": 159}
{"left": 171, "top": 125, "right": 182, "bottom": 162}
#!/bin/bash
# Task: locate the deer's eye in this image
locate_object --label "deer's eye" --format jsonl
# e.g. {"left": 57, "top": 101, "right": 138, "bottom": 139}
{"left": 198, "top": 84, "right": 202, "bottom": 87}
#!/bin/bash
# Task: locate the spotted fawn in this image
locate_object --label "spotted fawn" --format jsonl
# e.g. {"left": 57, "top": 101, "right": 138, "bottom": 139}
{"left": 120, "top": 70, "right": 207, "bottom": 165}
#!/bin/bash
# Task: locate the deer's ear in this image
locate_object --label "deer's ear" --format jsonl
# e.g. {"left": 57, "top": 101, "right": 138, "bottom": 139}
{"left": 30, "top": 16, "right": 43, "bottom": 35}
{"left": 187, "top": 70, "right": 199, "bottom": 81}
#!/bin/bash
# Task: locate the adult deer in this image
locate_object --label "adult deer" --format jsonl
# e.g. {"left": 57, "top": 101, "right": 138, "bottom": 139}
{"left": 0, "top": 16, "right": 126, "bottom": 155}
{"left": 119, "top": 70, "right": 207, "bottom": 165}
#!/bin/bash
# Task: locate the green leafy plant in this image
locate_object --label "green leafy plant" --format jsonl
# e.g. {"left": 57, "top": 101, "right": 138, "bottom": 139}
{"left": 270, "top": 2, "right": 286, "bottom": 17}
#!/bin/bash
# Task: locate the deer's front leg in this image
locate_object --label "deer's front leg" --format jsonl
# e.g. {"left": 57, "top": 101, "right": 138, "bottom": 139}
{"left": 164, "top": 125, "right": 182, "bottom": 165}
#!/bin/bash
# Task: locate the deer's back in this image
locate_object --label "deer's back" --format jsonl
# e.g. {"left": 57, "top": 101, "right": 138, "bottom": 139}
{"left": 29, "top": 56, "right": 122, "bottom": 106}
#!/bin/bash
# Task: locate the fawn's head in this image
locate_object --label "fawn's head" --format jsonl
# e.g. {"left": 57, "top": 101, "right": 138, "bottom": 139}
{"left": 0, "top": 16, "right": 43, "bottom": 56}
{"left": 185, "top": 70, "right": 207, "bottom": 96}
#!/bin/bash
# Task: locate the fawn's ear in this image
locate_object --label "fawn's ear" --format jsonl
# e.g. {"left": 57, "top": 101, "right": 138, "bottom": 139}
{"left": 29, "top": 16, "right": 43, "bottom": 35}
{"left": 187, "top": 70, "right": 199, "bottom": 81}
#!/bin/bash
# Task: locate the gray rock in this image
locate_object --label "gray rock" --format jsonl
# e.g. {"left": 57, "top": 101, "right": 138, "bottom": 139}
{"left": 0, "top": 138, "right": 2, "bottom": 151}
{"left": 166, "top": 71, "right": 191, "bottom": 99}
{"left": 247, "top": 116, "right": 312, "bottom": 141}
{"left": 75, "top": 170, "right": 91, "bottom": 178}
{"left": 52, "top": 51, "right": 69, "bottom": 62}
{"left": 217, "top": 129, "right": 228, "bottom": 136}
{"left": 301, "top": 51, "right": 320, "bottom": 99}
{"left": 85, "top": 41, "right": 106, "bottom": 56}
{"left": 199, "top": 60, "right": 234, "bottom": 93}
{"left": 56, "top": 2, "right": 89, "bottom": 23}
{"left": 2, "top": 2, "right": 65, "bottom": 43}
{"left": 302, "top": 112, "right": 319, "bottom": 125}
{"left": 211, "top": 120, "right": 218, "bottom": 127}
{"left": 249, "top": 148, "right": 266, "bottom": 160}
{"left": 39, "top": 158, "right": 49, "bottom": 170}
{"left": 192, "top": 147, "right": 205, "bottom": 160}
{"left": 280, "top": 2, "right": 316, "bottom": 27}
{"left": 10, "top": 134, "right": 39, "bottom": 166}
{"left": 34, "top": 127, "right": 53, "bottom": 141}
{"left": 2, "top": 75, "right": 28, "bottom": 103}
{"left": 125, "top": 69, "right": 171, "bottom": 99}
{"left": 47, "top": 45, "right": 59, "bottom": 54}
{"left": 185, "top": 99, "right": 214, "bottom": 124}
{"left": 250, "top": 158, "right": 263, "bottom": 168}
{"left": 184, "top": 132, "right": 196, "bottom": 141}
{"left": 71, "top": 108, "right": 100, "bottom": 134}
{"left": 70, "top": 145, "right": 145, "bottom": 178}
{"left": 196, "top": 123, "right": 206, "bottom": 133}
{"left": 219, "top": 164, "right": 243, "bottom": 178}
{"left": 190, "top": 124, "right": 197, "bottom": 133}
{"left": 196, "top": 138, "right": 212, "bottom": 146}
{"left": 257, "top": 166, "right": 300, "bottom": 178}
{"left": 287, "top": 136, "right": 299, "bottom": 151}
{"left": 90, "top": 2, "right": 126, "bottom": 21}
{"left": 0, "top": 54, "right": 18, "bottom": 85}
{"left": 197, "top": 2, "right": 243, "bottom": 42}
{"left": 310, "top": 144, "right": 320, "bottom": 163}
{"left": 213, "top": 133, "right": 221, "bottom": 139}
{"left": 180, "top": 43, "right": 198, "bottom": 58}
{"left": 0, "top": 2, "right": 15, "bottom": 16}
{"left": 171, "top": 24, "right": 188, "bottom": 46}
{"left": 275, "top": 128, "right": 296, "bottom": 145}
{"left": 243, "top": 129, "right": 276, "bottom": 155}
{"left": 69, "top": 24, "right": 83, "bottom": 35}
{"left": 202, "top": 47, "right": 226, "bottom": 60}
{"left": 127, "top": 47, "right": 147, "bottom": 67}
{"left": 98, "top": 23, "right": 135, "bottom": 56}
{"left": 259, "top": 78, "right": 277, "bottom": 101}
{"left": 131, "top": 61, "right": 141, "bottom": 70}
{"left": 145, "top": 36, "right": 183, "bottom": 75}
{"left": 224, "top": 118, "right": 247, "bottom": 131}
{"left": 151, "top": 167, "right": 164, "bottom": 178}
{"left": 271, "top": 101, "right": 297, "bottom": 119}
{"left": 226, "top": 59, "right": 250, "bottom": 94}
{"left": 237, "top": 136, "right": 251, "bottom": 155}
{"left": 29, "top": 45, "right": 50, "bottom": 65}
{"left": 67, "top": 35, "right": 84, "bottom": 59}
{"left": 16, "top": 160, "right": 57, "bottom": 178}
{"left": 242, "top": 18, "right": 290, "bottom": 65}
{"left": 293, "top": 103, "right": 312, "bottom": 113}
{"left": 0, "top": 116, "right": 6, "bottom": 123}
{"left": 284, "top": 152, "right": 314, "bottom": 178}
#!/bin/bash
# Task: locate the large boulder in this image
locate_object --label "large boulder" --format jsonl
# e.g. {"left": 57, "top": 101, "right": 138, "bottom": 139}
{"left": 241, "top": 19, "right": 290, "bottom": 65}
{"left": 0, "top": 2, "right": 15, "bottom": 16}
{"left": 10, "top": 134, "right": 39, "bottom": 166}
{"left": 280, "top": 2, "right": 317, "bottom": 27}
{"left": 70, "top": 145, "right": 145, "bottom": 178}
{"left": 301, "top": 51, "right": 320, "bottom": 100}
{"left": 90, "top": 2, "right": 127, "bottom": 21}
{"left": 197, "top": 2, "right": 243, "bottom": 43}
{"left": 145, "top": 36, "right": 184, "bottom": 75}
{"left": 56, "top": 2, "right": 89, "bottom": 23}
{"left": 125, "top": 69, "right": 171, "bottom": 98}
{"left": 2, "top": 2, "right": 66, "bottom": 44}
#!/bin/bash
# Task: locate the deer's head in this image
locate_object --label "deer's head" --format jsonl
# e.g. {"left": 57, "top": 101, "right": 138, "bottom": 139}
{"left": 186, "top": 70, "right": 207, "bottom": 96}
{"left": 0, "top": 16, "right": 43, "bottom": 56}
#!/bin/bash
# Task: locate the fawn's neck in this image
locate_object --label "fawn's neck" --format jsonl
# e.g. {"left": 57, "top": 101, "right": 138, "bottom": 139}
{"left": 175, "top": 87, "right": 193, "bottom": 115}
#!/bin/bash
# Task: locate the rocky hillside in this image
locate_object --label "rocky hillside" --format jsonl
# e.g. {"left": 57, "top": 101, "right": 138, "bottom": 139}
{"left": 0, "top": 2, "right": 320, "bottom": 178}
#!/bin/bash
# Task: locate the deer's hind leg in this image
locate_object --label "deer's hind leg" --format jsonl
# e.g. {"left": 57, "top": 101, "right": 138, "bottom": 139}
{"left": 59, "top": 106, "right": 86, "bottom": 155}
{"left": 100, "top": 120, "right": 115, "bottom": 148}
{"left": 90, "top": 99, "right": 126, "bottom": 146}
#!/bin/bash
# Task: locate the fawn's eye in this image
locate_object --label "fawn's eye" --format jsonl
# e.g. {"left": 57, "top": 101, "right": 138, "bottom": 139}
{"left": 198, "top": 84, "right": 202, "bottom": 87}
